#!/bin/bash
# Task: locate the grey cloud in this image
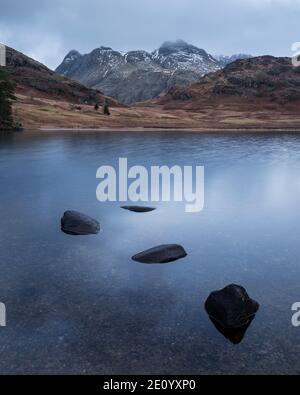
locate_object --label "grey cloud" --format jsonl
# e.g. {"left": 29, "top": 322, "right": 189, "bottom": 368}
{"left": 0, "top": 0, "right": 298, "bottom": 69}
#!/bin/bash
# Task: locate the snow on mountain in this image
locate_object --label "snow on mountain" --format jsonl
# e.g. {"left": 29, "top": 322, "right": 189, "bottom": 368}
{"left": 56, "top": 40, "right": 222, "bottom": 104}
{"left": 214, "top": 54, "right": 253, "bottom": 67}
{"left": 152, "top": 40, "right": 219, "bottom": 73}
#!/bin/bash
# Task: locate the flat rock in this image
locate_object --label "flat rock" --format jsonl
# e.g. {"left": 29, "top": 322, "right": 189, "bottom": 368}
{"left": 205, "top": 284, "right": 259, "bottom": 329}
{"left": 121, "top": 206, "right": 156, "bottom": 213}
{"left": 61, "top": 210, "right": 100, "bottom": 236}
{"left": 132, "top": 244, "right": 187, "bottom": 264}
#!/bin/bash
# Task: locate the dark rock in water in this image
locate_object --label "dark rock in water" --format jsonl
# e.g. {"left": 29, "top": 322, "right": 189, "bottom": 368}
{"left": 132, "top": 244, "right": 187, "bottom": 264}
{"left": 61, "top": 210, "right": 100, "bottom": 236}
{"left": 209, "top": 316, "right": 255, "bottom": 345}
{"left": 205, "top": 284, "right": 259, "bottom": 329}
{"left": 121, "top": 206, "right": 156, "bottom": 213}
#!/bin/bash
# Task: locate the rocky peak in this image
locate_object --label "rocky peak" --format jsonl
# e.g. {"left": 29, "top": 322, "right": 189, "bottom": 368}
{"left": 89, "top": 47, "right": 123, "bottom": 65}
{"left": 63, "top": 50, "right": 82, "bottom": 63}
{"left": 124, "top": 50, "right": 152, "bottom": 65}
{"left": 152, "top": 40, "right": 220, "bottom": 73}
{"left": 99, "top": 46, "right": 113, "bottom": 51}
{"left": 155, "top": 39, "right": 207, "bottom": 57}
{"left": 55, "top": 40, "right": 222, "bottom": 104}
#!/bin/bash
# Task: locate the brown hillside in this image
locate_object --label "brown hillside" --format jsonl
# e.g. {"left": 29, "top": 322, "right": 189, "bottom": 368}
{"left": 157, "top": 56, "right": 300, "bottom": 110}
{"left": 5, "top": 47, "right": 119, "bottom": 107}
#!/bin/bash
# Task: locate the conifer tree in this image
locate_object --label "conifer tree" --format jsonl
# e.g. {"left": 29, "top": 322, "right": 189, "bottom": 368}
{"left": 0, "top": 67, "right": 18, "bottom": 130}
{"left": 103, "top": 98, "right": 110, "bottom": 116}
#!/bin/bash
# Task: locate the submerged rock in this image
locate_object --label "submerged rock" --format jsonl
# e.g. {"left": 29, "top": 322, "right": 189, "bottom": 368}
{"left": 205, "top": 284, "right": 259, "bottom": 329}
{"left": 61, "top": 210, "right": 100, "bottom": 236}
{"left": 121, "top": 206, "right": 156, "bottom": 213}
{"left": 132, "top": 244, "right": 187, "bottom": 264}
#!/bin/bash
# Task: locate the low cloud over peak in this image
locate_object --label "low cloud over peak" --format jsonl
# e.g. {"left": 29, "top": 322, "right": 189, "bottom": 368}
{"left": 0, "top": 0, "right": 298, "bottom": 69}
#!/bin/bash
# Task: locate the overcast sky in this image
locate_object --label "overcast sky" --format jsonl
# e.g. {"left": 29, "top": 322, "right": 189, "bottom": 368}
{"left": 0, "top": 0, "right": 298, "bottom": 70}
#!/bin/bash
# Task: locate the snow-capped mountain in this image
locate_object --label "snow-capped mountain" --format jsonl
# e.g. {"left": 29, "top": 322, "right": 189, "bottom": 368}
{"left": 56, "top": 40, "right": 221, "bottom": 104}
{"left": 214, "top": 54, "right": 253, "bottom": 67}
{"left": 152, "top": 40, "right": 219, "bottom": 73}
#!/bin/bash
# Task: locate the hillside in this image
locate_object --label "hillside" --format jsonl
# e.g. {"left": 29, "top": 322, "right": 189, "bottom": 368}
{"left": 5, "top": 46, "right": 117, "bottom": 106}
{"left": 215, "top": 54, "right": 253, "bottom": 67}
{"left": 158, "top": 56, "right": 300, "bottom": 109}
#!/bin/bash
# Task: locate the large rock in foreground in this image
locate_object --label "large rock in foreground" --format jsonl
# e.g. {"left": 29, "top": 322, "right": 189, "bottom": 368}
{"left": 121, "top": 206, "right": 156, "bottom": 213}
{"left": 205, "top": 284, "right": 259, "bottom": 329}
{"left": 132, "top": 244, "right": 187, "bottom": 264}
{"left": 61, "top": 210, "right": 100, "bottom": 236}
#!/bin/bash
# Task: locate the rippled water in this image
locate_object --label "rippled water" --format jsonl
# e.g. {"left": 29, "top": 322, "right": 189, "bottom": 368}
{"left": 1, "top": 130, "right": 300, "bottom": 374}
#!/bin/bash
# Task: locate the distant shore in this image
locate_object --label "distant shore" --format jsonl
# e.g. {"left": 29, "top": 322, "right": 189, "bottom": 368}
{"left": 38, "top": 127, "right": 300, "bottom": 133}
{"left": 12, "top": 94, "right": 300, "bottom": 133}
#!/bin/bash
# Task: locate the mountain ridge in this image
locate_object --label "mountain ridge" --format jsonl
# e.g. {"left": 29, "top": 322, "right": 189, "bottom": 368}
{"left": 5, "top": 45, "right": 300, "bottom": 131}
{"left": 56, "top": 40, "right": 224, "bottom": 104}
{"left": 156, "top": 55, "right": 300, "bottom": 109}
{"left": 5, "top": 46, "right": 118, "bottom": 106}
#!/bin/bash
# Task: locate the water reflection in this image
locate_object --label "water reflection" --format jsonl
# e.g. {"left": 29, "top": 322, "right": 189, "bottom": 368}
{"left": 1, "top": 131, "right": 300, "bottom": 373}
{"left": 208, "top": 316, "right": 256, "bottom": 345}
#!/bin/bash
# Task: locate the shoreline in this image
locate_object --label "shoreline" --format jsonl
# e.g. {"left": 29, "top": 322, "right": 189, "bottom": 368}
{"left": 4, "top": 127, "right": 300, "bottom": 134}
{"left": 13, "top": 95, "right": 300, "bottom": 133}
{"left": 36, "top": 127, "right": 300, "bottom": 133}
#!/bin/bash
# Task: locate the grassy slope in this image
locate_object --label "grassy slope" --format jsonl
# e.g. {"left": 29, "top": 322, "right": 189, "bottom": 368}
{"left": 13, "top": 93, "right": 300, "bottom": 131}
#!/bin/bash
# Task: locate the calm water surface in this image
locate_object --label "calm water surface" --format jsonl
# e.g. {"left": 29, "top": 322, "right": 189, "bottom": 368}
{"left": 1, "top": 130, "right": 300, "bottom": 374}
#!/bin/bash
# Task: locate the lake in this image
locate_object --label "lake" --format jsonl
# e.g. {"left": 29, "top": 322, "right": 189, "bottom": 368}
{"left": 1, "top": 130, "right": 300, "bottom": 374}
